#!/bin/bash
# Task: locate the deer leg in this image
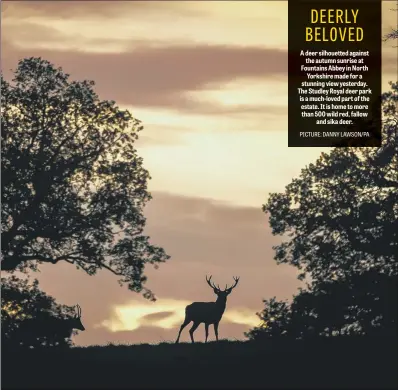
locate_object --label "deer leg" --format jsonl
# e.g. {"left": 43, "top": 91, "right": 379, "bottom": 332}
{"left": 214, "top": 322, "right": 219, "bottom": 342}
{"left": 189, "top": 322, "right": 200, "bottom": 344}
{"left": 205, "top": 323, "right": 209, "bottom": 343}
{"left": 175, "top": 318, "right": 190, "bottom": 344}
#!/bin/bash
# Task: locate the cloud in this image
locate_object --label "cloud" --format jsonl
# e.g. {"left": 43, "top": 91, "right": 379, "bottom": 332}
{"left": 2, "top": 39, "right": 395, "bottom": 119}
{"left": 2, "top": 1, "right": 150, "bottom": 19}
{"left": 137, "top": 132, "right": 329, "bottom": 206}
{"left": 1, "top": 41, "right": 288, "bottom": 112}
{"left": 0, "top": 1, "right": 242, "bottom": 21}
{"left": 1, "top": 21, "right": 137, "bottom": 54}
{"left": 2, "top": 0, "right": 395, "bottom": 117}
{"left": 2, "top": 1, "right": 288, "bottom": 50}
{"left": 183, "top": 77, "right": 288, "bottom": 113}
{"left": 143, "top": 311, "right": 176, "bottom": 321}
{"left": 96, "top": 298, "right": 259, "bottom": 333}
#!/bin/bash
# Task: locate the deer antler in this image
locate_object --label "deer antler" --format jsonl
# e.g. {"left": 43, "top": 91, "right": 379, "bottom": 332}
{"left": 225, "top": 276, "right": 240, "bottom": 292}
{"left": 206, "top": 275, "right": 220, "bottom": 291}
{"left": 75, "top": 304, "right": 82, "bottom": 318}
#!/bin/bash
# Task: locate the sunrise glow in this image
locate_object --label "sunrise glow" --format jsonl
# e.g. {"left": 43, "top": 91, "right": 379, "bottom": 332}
{"left": 97, "top": 299, "right": 259, "bottom": 333}
{"left": 2, "top": 0, "right": 396, "bottom": 346}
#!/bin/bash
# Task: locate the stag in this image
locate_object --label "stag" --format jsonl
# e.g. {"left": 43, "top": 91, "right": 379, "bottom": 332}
{"left": 16, "top": 304, "right": 85, "bottom": 347}
{"left": 176, "top": 276, "right": 240, "bottom": 343}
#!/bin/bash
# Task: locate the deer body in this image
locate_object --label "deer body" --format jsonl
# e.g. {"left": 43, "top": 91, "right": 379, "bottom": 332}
{"left": 18, "top": 316, "right": 84, "bottom": 339}
{"left": 176, "top": 276, "right": 239, "bottom": 344}
{"left": 16, "top": 304, "right": 85, "bottom": 347}
{"left": 185, "top": 298, "right": 227, "bottom": 325}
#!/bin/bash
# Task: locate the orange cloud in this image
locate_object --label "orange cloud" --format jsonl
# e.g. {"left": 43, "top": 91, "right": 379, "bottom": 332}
{"left": 96, "top": 298, "right": 259, "bottom": 333}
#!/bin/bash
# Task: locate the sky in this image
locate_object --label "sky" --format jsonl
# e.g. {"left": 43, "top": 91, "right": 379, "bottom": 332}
{"left": 1, "top": 1, "right": 397, "bottom": 346}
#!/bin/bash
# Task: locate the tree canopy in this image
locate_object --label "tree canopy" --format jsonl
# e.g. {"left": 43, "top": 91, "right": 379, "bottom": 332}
{"left": 247, "top": 268, "right": 397, "bottom": 340}
{"left": 263, "top": 82, "right": 397, "bottom": 284}
{"left": 1, "top": 58, "right": 170, "bottom": 300}
{"left": 247, "top": 82, "right": 397, "bottom": 341}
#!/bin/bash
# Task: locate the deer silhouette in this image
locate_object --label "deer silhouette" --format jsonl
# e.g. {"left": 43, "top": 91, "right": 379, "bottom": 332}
{"left": 16, "top": 304, "right": 85, "bottom": 347}
{"left": 175, "top": 275, "right": 240, "bottom": 343}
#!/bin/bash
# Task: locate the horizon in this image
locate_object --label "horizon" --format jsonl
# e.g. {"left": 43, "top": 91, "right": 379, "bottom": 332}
{"left": 1, "top": 0, "right": 397, "bottom": 346}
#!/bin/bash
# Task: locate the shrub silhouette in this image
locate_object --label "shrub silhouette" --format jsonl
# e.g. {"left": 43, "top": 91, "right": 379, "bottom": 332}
{"left": 247, "top": 270, "right": 397, "bottom": 341}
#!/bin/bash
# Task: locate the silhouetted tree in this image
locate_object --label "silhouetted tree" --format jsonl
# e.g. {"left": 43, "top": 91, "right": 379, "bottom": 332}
{"left": 248, "top": 83, "right": 397, "bottom": 341}
{"left": 384, "top": 27, "right": 398, "bottom": 42}
{"left": 2, "top": 275, "right": 78, "bottom": 348}
{"left": 292, "top": 270, "right": 397, "bottom": 337}
{"left": 1, "top": 58, "right": 170, "bottom": 300}
{"left": 264, "top": 82, "right": 397, "bottom": 284}
{"left": 247, "top": 269, "right": 397, "bottom": 341}
{"left": 245, "top": 297, "right": 291, "bottom": 340}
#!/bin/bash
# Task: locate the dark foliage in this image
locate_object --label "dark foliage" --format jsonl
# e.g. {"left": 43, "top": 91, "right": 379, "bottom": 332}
{"left": 1, "top": 58, "right": 170, "bottom": 300}
{"left": 247, "top": 82, "right": 397, "bottom": 341}
{"left": 247, "top": 270, "right": 397, "bottom": 340}
{"left": 264, "top": 82, "right": 397, "bottom": 282}
{"left": 1, "top": 275, "right": 78, "bottom": 348}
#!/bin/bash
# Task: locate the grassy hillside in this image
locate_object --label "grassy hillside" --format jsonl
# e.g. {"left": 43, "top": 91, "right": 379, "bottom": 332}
{"left": 3, "top": 337, "right": 397, "bottom": 389}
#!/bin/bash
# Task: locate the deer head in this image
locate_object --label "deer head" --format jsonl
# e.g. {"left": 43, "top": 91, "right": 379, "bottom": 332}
{"left": 206, "top": 275, "right": 240, "bottom": 300}
{"left": 71, "top": 304, "right": 85, "bottom": 331}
